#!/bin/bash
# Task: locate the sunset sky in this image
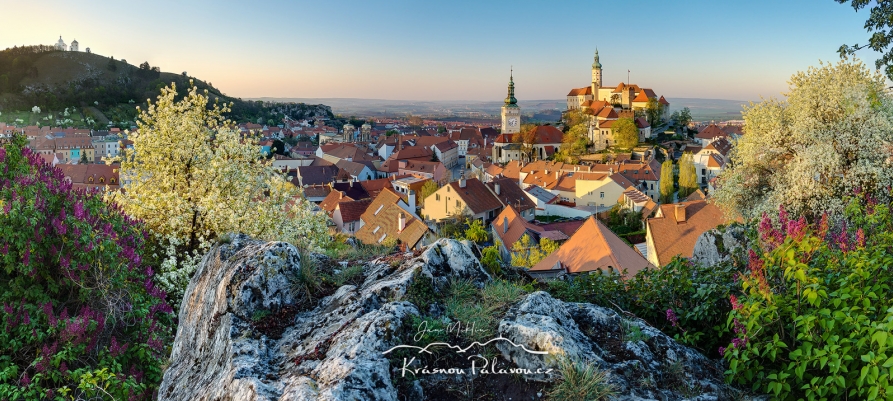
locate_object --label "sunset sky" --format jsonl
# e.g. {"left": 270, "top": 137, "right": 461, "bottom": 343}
{"left": 2, "top": 0, "right": 882, "bottom": 101}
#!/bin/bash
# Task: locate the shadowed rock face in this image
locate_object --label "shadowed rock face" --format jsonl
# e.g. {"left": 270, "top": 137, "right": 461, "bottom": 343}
{"left": 691, "top": 223, "right": 750, "bottom": 267}
{"left": 159, "top": 235, "right": 741, "bottom": 401}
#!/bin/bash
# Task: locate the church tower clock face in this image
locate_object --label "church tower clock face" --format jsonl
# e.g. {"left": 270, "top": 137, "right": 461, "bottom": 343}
{"left": 508, "top": 118, "right": 518, "bottom": 127}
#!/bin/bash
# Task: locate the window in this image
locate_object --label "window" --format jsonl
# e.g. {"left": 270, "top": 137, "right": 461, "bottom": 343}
{"left": 99, "top": 177, "right": 105, "bottom": 183}
{"left": 701, "top": 168, "right": 706, "bottom": 175}
{"left": 373, "top": 226, "right": 380, "bottom": 234}
{"left": 374, "top": 205, "right": 384, "bottom": 215}
{"left": 600, "top": 192, "right": 604, "bottom": 198}
{"left": 456, "top": 200, "right": 460, "bottom": 208}
{"left": 89, "top": 177, "right": 94, "bottom": 183}
{"left": 436, "top": 194, "right": 440, "bottom": 201}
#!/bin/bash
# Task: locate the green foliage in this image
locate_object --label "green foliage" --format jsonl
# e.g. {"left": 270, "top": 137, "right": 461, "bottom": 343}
{"left": 725, "top": 197, "right": 893, "bottom": 400}
{"left": 670, "top": 107, "right": 692, "bottom": 131}
{"left": 419, "top": 180, "right": 439, "bottom": 204}
{"left": 542, "top": 253, "right": 741, "bottom": 354}
{"left": 540, "top": 237, "right": 560, "bottom": 254}
{"left": 677, "top": 152, "right": 698, "bottom": 198}
{"left": 622, "top": 319, "right": 651, "bottom": 343}
{"left": 645, "top": 97, "right": 662, "bottom": 126}
{"left": 322, "top": 235, "right": 395, "bottom": 261}
{"left": 406, "top": 273, "right": 438, "bottom": 313}
{"left": 603, "top": 204, "right": 643, "bottom": 235}
{"left": 0, "top": 135, "right": 173, "bottom": 400}
{"left": 611, "top": 117, "right": 639, "bottom": 149}
{"left": 660, "top": 159, "right": 675, "bottom": 204}
{"left": 555, "top": 123, "right": 589, "bottom": 163}
{"left": 289, "top": 248, "right": 324, "bottom": 301}
{"left": 510, "top": 234, "right": 545, "bottom": 268}
{"left": 837, "top": 0, "right": 893, "bottom": 80}
{"left": 333, "top": 264, "right": 364, "bottom": 287}
{"left": 480, "top": 243, "right": 503, "bottom": 275}
{"left": 547, "top": 356, "right": 617, "bottom": 401}
{"left": 443, "top": 278, "right": 531, "bottom": 342}
{"left": 463, "top": 219, "right": 489, "bottom": 244}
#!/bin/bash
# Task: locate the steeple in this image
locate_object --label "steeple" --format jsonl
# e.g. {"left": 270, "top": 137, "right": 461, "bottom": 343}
{"left": 504, "top": 67, "right": 517, "bottom": 106}
{"left": 592, "top": 48, "right": 602, "bottom": 69}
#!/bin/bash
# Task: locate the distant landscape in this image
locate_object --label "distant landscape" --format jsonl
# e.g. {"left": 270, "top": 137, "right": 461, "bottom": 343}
{"left": 251, "top": 96, "right": 752, "bottom": 123}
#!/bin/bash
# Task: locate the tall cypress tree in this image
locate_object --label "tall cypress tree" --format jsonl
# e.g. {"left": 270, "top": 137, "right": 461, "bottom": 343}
{"left": 678, "top": 152, "right": 698, "bottom": 198}
{"left": 659, "top": 159, "right": 674, "bottom": 203}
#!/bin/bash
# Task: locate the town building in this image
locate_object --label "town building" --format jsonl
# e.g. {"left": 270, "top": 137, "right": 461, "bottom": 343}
{"left": 529, "top": 216, "right": 653, "bottom": 279}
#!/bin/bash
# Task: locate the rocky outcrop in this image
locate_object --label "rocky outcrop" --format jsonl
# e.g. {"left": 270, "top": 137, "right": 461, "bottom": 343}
{"left": 498, "top": 291, "right": 734, "bottom": 400}
{"left": 691, "top": 223, "right": 749, "bottom": 267}
{"left": 158, "top": 236, "right": 489, "bottom": 401}
{"left": 160, "top": 234, "right": 743, "bottom": 400}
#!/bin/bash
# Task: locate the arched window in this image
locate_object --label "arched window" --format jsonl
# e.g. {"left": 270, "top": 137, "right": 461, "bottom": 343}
{"left": 99, "top": 177, "right": 105, "bottom": 183}
{"left": 88, "top": 177, "right": 94, "bottom": 183}
{"left": 110, "top": 178, "right": 116, "bottom": 184}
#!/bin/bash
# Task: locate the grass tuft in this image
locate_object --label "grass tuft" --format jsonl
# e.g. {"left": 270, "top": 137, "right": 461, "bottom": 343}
{"left": 548, "top": 356, "right": 617, "bottom": 401}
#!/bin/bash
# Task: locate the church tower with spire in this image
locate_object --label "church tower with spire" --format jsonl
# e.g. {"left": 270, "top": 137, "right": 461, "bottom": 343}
{"left": 501, "top": 69, "right": 521, "bottom": 135}
{"left": 590, "top": 48, "right": 602, "bottom": 96}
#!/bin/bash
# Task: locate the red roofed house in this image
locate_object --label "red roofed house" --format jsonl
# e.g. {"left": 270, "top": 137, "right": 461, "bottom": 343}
{"left": 644, "top": 199, "right": 727, "bottom": 267}
{"left": 398, "top": 159, "right": 448, "bottom": 186}
{"left": 491, "top": 125, "right": 563, "bottom": 163}
{"left": 422, "top": 176, "right": 504, "bottom": 222}
{"left": 355, "top": 188, "right": 431, "bottom": 250}
{"left": 529, "top": 216, "right": 653, "bottom": 279}
{"left": 692, "top": 137, "right": 732, "bottom": 186}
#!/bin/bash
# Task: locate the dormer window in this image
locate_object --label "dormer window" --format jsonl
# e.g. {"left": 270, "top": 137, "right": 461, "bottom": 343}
{"left": 99, "top": 177, "right": 105, "bottom": 183}
{"left": 88, "top": 177, "right": 94, "bottom": 183}
{"left": 110, "top": 178, "right": 116, "bottom": 184}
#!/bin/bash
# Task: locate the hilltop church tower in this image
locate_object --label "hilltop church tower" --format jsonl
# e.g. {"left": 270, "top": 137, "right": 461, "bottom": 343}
{"left": 501, "top": 69, "right": 521, "bottom": 135}
{"left": 590, "top": 48, "right": 602, "bottom": 96}
{"left": 70, "top": 39, "right": 79, "bottom": 52}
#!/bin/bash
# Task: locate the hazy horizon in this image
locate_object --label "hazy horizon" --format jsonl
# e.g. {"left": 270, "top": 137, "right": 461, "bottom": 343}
{"left": 1, "top": 1, "right": 882, "bottom": 101}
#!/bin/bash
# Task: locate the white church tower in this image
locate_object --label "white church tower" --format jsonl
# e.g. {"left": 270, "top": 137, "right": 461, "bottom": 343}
{"left": 55, "top": 36, "right": 67, "bottom": 51}
{"left": 70, "top": 39, "right": 79, "bottom": 52}
{"left": 500, "top": 69, "right": 521, "bottom": 135}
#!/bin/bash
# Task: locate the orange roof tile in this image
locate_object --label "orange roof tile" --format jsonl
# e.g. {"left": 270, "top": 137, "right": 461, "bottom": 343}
{"left": 646, "top": 200, "right": 727, "bottom": 266}
{"left": 531, "top": 216, "right": 652, "bottom": 276}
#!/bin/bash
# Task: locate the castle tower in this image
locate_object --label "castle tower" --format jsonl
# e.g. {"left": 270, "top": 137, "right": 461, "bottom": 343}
{"left": 591, "top": 48, "right": 602, "bottom": 96}
{"left": 70, "top": 39, "right": 79, "bottom": 52}
{"left": 501, "top": 69, "right": 521, "bottom": 135}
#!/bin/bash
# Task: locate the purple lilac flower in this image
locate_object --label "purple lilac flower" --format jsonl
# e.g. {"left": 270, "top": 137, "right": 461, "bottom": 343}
{"left": 666, "top": 309, "right": 678, "bottom": 327}
{"left": 856, "top": 228, "right": 865, "bottom": 248}
{"left": 719, "top": 347, "right": 726, "bottom": 356}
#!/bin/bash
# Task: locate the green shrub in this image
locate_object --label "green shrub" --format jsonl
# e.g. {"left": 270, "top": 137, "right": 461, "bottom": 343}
{"left": 333, "top": 264, "right": 364, "bottom": 287}
{"left": 725, "top": 198, "right": 893, "bottom": 400}
{"left": 480, "top": 243, "right": 502, "bottom": 276}
{"left": 0, "top": 135, "right": 173, "bottom": 400}
{"left": 548, "top": 356, "right": 617, "bottom": 401}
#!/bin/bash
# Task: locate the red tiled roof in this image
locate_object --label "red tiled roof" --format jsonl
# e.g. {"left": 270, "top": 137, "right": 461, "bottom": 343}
{"left": 567, "top": 87, "right": 593, "bottom": 96}
{"left": 336, "top": 198, "right": 373, "bottom": 223}
{"left": 658, "top": 95, "right": 669, "bottom": 105}
{"left": 646, "top": 200, "right": 727, "bottom": 266}
{"left": 531, "top": 216, "right": 652, "bottom": 276}
{"left": 448, "top": 178, "right": 503, "bottom": 215}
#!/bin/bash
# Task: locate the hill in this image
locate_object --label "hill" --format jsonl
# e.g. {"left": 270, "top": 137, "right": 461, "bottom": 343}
{"left": 0, "top": 45, "right": 333, "bottom": 129}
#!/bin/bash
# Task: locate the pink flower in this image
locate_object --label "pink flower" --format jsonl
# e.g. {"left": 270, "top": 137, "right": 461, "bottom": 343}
{"left": 730, "top": 295, "right": 740, "bottom": 310}
{"left": 666, "top": 309, "right": 679, "bottom": 327}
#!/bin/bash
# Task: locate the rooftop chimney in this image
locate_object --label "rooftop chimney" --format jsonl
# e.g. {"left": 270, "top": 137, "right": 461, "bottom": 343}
{"left": 459, "top": 175, "right": 466, "bottom": 188}
{"left": 675, "top": 204, "right": 687, "bottom": 223}
{"left": 555, "top": 171, "right": 560, "bottom": 180}
{"left": 408, "top": 190, "right": 416, "bottom": 211}
{"left": 398, "top": 212, "right": 406, "bottom": 232}
{"left": 495, "top": 182, "right": 501, "bottom": 195}
{"left": 503, "top": 216, "right": 508, "bottom": 234}
{"left": 609, "top": 167, "right": 614, "bottom": 174}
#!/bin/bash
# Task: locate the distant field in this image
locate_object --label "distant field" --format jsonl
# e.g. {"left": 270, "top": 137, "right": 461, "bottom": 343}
{"left": 256, "top": 97, "right": 753, "bottom": 123}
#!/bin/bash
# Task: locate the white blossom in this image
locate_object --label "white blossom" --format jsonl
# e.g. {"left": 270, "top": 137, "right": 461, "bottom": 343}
{"left": 713, "top": 59, "right": 893, "bottom": 220}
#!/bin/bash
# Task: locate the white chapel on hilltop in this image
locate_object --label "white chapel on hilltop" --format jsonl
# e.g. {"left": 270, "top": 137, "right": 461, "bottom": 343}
{"left": 54, "top": 36, "right": 81, "bottom": 52}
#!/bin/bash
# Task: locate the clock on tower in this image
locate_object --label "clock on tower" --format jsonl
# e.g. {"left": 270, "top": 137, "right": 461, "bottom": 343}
{"left": 501, "top": 69, "right": 521, "bottom": 135}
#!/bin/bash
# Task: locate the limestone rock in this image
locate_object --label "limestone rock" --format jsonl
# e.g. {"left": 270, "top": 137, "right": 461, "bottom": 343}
{"left": 691, "top": 223, "right": 749, "bottom": 267}
{"left": 158, "top": 237, "right": 486, "bottom": 401}
{"left": 498, "top": 291, "right": 735, "bottom": 400}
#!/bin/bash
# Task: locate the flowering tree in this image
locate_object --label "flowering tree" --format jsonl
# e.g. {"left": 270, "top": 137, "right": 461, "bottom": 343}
{"left": 713, "top": 60, "right": 893, "bottom": 220}
{"left": 0, "top": 135, "right": 173, "bottom": 400}
{"left": 107, "top": 83, "right": 328, "bottom": 305}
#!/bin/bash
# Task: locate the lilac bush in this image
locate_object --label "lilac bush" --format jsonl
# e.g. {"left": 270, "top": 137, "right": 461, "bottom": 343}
{"left": 0, "top": 135, "right": 173, "bottom": 400}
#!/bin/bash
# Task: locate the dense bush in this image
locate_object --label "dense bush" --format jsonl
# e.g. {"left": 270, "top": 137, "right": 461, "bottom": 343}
{"left": 725, "top": 197, "right": 893, "bottom": 399}
{"left": 0, "top": 135, "right": 173, "bottom": 400}
{"left": 544, "top": 255, "right": 743, "bottom": 354}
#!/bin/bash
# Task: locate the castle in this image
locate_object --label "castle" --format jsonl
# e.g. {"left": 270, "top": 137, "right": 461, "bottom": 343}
{"left": 566, "top": 50, "right": 669, "bottom": 150}
{"left": 566, "top": 49, "right": 669, "bottom": 115}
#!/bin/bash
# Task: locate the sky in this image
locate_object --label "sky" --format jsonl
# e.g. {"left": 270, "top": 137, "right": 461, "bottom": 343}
{"left": 0, "top": 0, "right": 883, "bottom": 101}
